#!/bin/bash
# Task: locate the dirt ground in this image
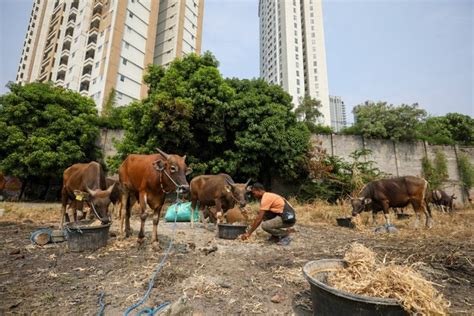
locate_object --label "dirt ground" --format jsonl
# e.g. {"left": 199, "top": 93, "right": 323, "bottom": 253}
{"left": 0, "top": 201, "right": 473, "bottom": 315}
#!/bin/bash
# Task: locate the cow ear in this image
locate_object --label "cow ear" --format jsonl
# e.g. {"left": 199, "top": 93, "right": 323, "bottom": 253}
{"left": 364, "top": 198, "right": 372, "bottom": 204}
{"left": 182, "top": 155, "right": 186, "bottom": 161}
{"left": 246, "top": 185, "right": 253, "bottom": 192}
{"left": 224, "top": 185, "right": 232, "bottom": 193}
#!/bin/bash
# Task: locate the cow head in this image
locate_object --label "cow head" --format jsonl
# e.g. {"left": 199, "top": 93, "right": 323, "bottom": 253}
{"left": 153, "top": 148, "right": 191, "bottom": 194}
{"left": 85, "top": 183, "right": 115, "bottom": 222}
{"left": 350, "top": 197, "right": 372, "bottom": 216}
{"left": 225, "top": 178, "right": 251, "bottom": 208}
{"left": 451, "top": 194, "right": 457, "bottom": 200}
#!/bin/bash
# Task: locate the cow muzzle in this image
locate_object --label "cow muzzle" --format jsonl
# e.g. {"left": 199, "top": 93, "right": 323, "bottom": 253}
{"left": 177, "top": 184, "right": 189, "bottom": 194}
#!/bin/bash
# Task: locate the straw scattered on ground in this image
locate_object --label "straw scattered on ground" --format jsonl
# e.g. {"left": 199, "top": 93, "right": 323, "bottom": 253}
{"left": 328, "top": 243, "right": 451, "bottom": 316}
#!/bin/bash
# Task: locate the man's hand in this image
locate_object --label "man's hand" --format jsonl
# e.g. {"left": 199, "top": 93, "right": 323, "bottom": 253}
{"left": 240, "top": 232, "right": 250, "bottom": 241}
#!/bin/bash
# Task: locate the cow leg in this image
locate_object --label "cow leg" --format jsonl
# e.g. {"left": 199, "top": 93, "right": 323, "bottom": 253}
{"left": 138, "top": 192, "right": 148, "bottom": 241}
{"left": 423, "top": 200, "right": 433, "bottom": 228}
{"left": 381, "top": 202, "right": 391, "bottom": 225}
{"left": 120, "top": 190, "right": 131, "bottom": 240}
{"left": 215, "top": 199, "right": 223, "bottom": 225}
{"left": 200, "top": 206, "right": 207, "bottom": 228}
{"left": 151, "top": 199, "right": 164, "bottom": 245}
{"left": 411, "top": 200, "right": 423, "bottom": 229}
{"left": 371, "top": 211, "right": 377, "bottom": 225}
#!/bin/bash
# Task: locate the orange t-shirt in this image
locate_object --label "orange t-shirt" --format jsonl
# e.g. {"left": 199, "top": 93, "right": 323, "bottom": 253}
{"left": 260, "top": 192, "right": 285, "bottom": 214}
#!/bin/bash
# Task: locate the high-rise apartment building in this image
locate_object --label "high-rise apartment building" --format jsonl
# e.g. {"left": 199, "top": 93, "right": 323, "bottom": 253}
{"left": 329, "top": 95, "right": 346, "bottom": 132}
{"left": 258, "top": 0, "right": 330, "bottom": 126}
{"left": 16, "top": 0, "right": 204, "bottom": 110}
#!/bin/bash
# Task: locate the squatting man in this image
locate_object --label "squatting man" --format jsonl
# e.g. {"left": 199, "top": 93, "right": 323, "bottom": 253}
{"left": 240, "top": 183, "right": 296, "bottom": 246}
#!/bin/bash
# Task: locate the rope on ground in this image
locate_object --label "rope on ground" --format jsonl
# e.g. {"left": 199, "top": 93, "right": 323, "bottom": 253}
{"left": 96, "top": 291, "right": 106, "bottom": 316}
{"left": 123, "top": 194, "right": 181, "bottom": 316}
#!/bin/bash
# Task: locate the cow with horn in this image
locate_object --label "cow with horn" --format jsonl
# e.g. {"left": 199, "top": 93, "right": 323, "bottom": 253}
{"left": 118, "top": 148, "right": 191, "bottom": 244}
{"left": 190, "top": 174, "right": 251, "bottom": 228}
{"left": 60, "top": 162, "right": 115, "bottom": 229}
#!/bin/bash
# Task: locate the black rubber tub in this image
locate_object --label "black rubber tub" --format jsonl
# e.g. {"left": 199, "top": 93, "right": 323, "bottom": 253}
{"left": 303, "top": 259, "right": 407, "bottom": 316}
{"left": 64, "top": 222, "right": 111, "bottom": 252}
{"left": 217, "top": 224, "right": 247, "bottom": 240}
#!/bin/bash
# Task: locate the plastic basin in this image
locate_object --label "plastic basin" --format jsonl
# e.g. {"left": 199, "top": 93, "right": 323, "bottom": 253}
{"left": 302, "top": 259, "right": 406, "bottom": 315}
{"left": 217, "top": 224, "right": 247, "bottom": 240}
{"left": 64, "top": 222, "right": 111, "bottom": 252}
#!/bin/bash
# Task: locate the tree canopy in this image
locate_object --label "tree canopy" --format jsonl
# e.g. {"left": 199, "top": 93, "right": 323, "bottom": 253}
{"left": 342, "top": 101, "right": 427, "bottom": 142}
{"left": 0, "top": 82, "right": 101, "bottom": 180}
{"left": 294, "top": 96, "right": 333, "bottom": 134}
{"left": 419, "top": 113, "right": 474, "bottom": 145}
{"left": 110, "top": 52, "right": 310, "bottom": 183}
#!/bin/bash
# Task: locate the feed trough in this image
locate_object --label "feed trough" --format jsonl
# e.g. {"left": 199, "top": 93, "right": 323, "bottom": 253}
{"left": 336, "top": 217, "right": 354, "bottom": 228}
{"left": 217, "top": 224, "right": 247, "bottom": 240}
{"left": 64, "top": 220, "right": 111, "bottom": 252}
{"left": 303, "top": 259, "right": 406, "bottom": 316}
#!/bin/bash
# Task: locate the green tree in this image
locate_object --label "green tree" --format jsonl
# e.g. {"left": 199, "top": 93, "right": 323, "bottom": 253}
{"left": 344, "top": 101, "right": 427, "bottom": 141}
{"left": 0, "top": 82, "right": 101, "bottom": 184}
{"left": 457, "top": 153, "right": 474, "bottom": 200}
{"left": 294, "top": 96, "right": 332, "bottom": 134}
{"left": 421, "top": 150, "right": 449, "bottom": 189}
{"left": 110, "top": 52, "right": 310, "bottom": 183}
{"left": 101, "top": 88, "right": 116, "bottom": 117}
{"left": 419, "top": 113, "right": 474, "bottom": 145}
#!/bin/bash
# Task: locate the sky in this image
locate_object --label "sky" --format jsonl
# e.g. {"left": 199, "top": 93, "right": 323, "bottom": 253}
{"left": 1, "top": 0, "right": 472, "bottom": 121}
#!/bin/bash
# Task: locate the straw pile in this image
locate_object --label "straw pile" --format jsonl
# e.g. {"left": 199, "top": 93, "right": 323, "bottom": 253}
{"left": 328, "top": 243, "right": 450, "bottom": 315}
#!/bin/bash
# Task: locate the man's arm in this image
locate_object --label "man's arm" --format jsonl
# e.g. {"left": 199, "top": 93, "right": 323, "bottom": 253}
{"left": 240, "top": 209, "right": 265, "bottom": 240}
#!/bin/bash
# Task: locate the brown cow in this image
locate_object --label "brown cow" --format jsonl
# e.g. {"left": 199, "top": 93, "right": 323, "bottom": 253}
{"left": 351, "top": 176, "right": 432, "bottom": 228}
{"left": 225, "top": 207, "right": 249, "bottom": 225}
{"left": 190, "top": 174, "right": 250, "bottom": 228}
{"left": 60, "top": 162, "right": 115, "bottom": 229}
{"left": 118, "top": 148, "right": 190, "bottom": 244}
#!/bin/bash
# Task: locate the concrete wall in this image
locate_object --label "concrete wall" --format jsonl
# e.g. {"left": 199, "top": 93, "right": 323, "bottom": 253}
{"left": 312, "top": 134, "right": 474, "bottom": 205}
{"left": 97, "top": 129, "right": 125, "bottom": 162}
{"left": 97, "top": 129, "right": 474, "bottom": 204}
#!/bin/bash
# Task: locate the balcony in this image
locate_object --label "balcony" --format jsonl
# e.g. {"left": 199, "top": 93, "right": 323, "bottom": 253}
{"left": 58, "top": 63, "right": 67, "bottom": 73}
{"left": 65, "top": 26, "right": 74, "bottom": 37}
{"left": 94, "top": 1, "right": 103, "bottom": 11}
{"left": 87, "top": 33, "right": 97, "bottom": 45}
{"left": 69, "top": 6, "right": 78, "bottom": 15}
{"left": 63, "top": 33, "right": 72, "bottom": 44}
{"left": 71, "top": 0, "right": 79, "bottom": 10}
{"left": 86, "top": 41, "right": 96, "bottom": 51}
{"left": 84, "top": 56, "right": 94, "bottom": 66}
{"left": 61, "top": 47, "right": 70, "bottom": 57}
{"left": 67, "top": 19, "right": 75, "bottom": 28}
{"left": 80, "top": 80, "right": 90, "bottom": 92}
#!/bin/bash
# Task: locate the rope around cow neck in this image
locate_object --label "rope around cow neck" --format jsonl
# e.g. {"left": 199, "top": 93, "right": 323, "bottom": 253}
{"left": 96, "top": 191, "right": 182, "bottom": 316}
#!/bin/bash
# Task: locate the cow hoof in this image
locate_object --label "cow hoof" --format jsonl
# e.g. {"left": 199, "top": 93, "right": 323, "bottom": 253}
{"left": 152, "top": 241, "right": 161, "bottom": 251}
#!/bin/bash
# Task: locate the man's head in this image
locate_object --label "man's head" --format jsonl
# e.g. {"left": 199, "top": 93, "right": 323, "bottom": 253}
{"left": 250, "top": 182, "right": 266, "bottom": 199}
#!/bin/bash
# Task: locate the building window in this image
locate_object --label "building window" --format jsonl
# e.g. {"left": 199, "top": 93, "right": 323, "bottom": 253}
{"left": 125, "top": 42, "right": 129, "bottom": 49}
{"left": 120, "top": 75, "right": 125, "bottom": 81}
{"left": 122, "top": 58, "right": 127, "bottom": 65}
{"left": 95, "top": 62, "right": 99, "bottom": 68}
{"left": 129, "top": 12, "right": 133, "bottom": 18}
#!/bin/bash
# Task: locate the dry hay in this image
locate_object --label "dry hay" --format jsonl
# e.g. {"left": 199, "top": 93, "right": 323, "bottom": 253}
{"left": 182, "top": 275, "right": 231, "bottom": 299}
{"left": 328, "top": 243, "right": 450, "bottom": 315}
{"left": 271, "top": 266, "right": 305, "bottom": 286}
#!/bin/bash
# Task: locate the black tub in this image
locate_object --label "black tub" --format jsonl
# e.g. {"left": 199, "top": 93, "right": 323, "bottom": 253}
{"left": 64, "top": 222, "right": 111, "bottom": 252}
{"left": 217, "top": 224, "right": 247, "bottom": 240}
{"left": 302, "top": 259, "right": 406, "bottom": 316}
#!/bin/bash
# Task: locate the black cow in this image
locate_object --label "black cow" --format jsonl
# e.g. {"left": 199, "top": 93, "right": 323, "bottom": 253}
{"left": 432, "top": 189, "right": 456, "bottom": 212}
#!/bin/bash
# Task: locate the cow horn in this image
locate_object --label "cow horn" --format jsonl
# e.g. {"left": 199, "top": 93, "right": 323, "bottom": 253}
{"left": 155, "top": 147, "right": 169, "bottom": 160}
{"left": 86, "top": 186, "right": 97, "bottom": 197}
{"left": 183, "top": 155, "right": 186, "bottom": 161}
{"left": 225, "top": 177, "right": 235, "bottom": 186}
{"left": 245, "top": 178, "right": 251, "bottom": 187}
{"left": 106, "top": 183, "right": 115, "bottom": 194}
